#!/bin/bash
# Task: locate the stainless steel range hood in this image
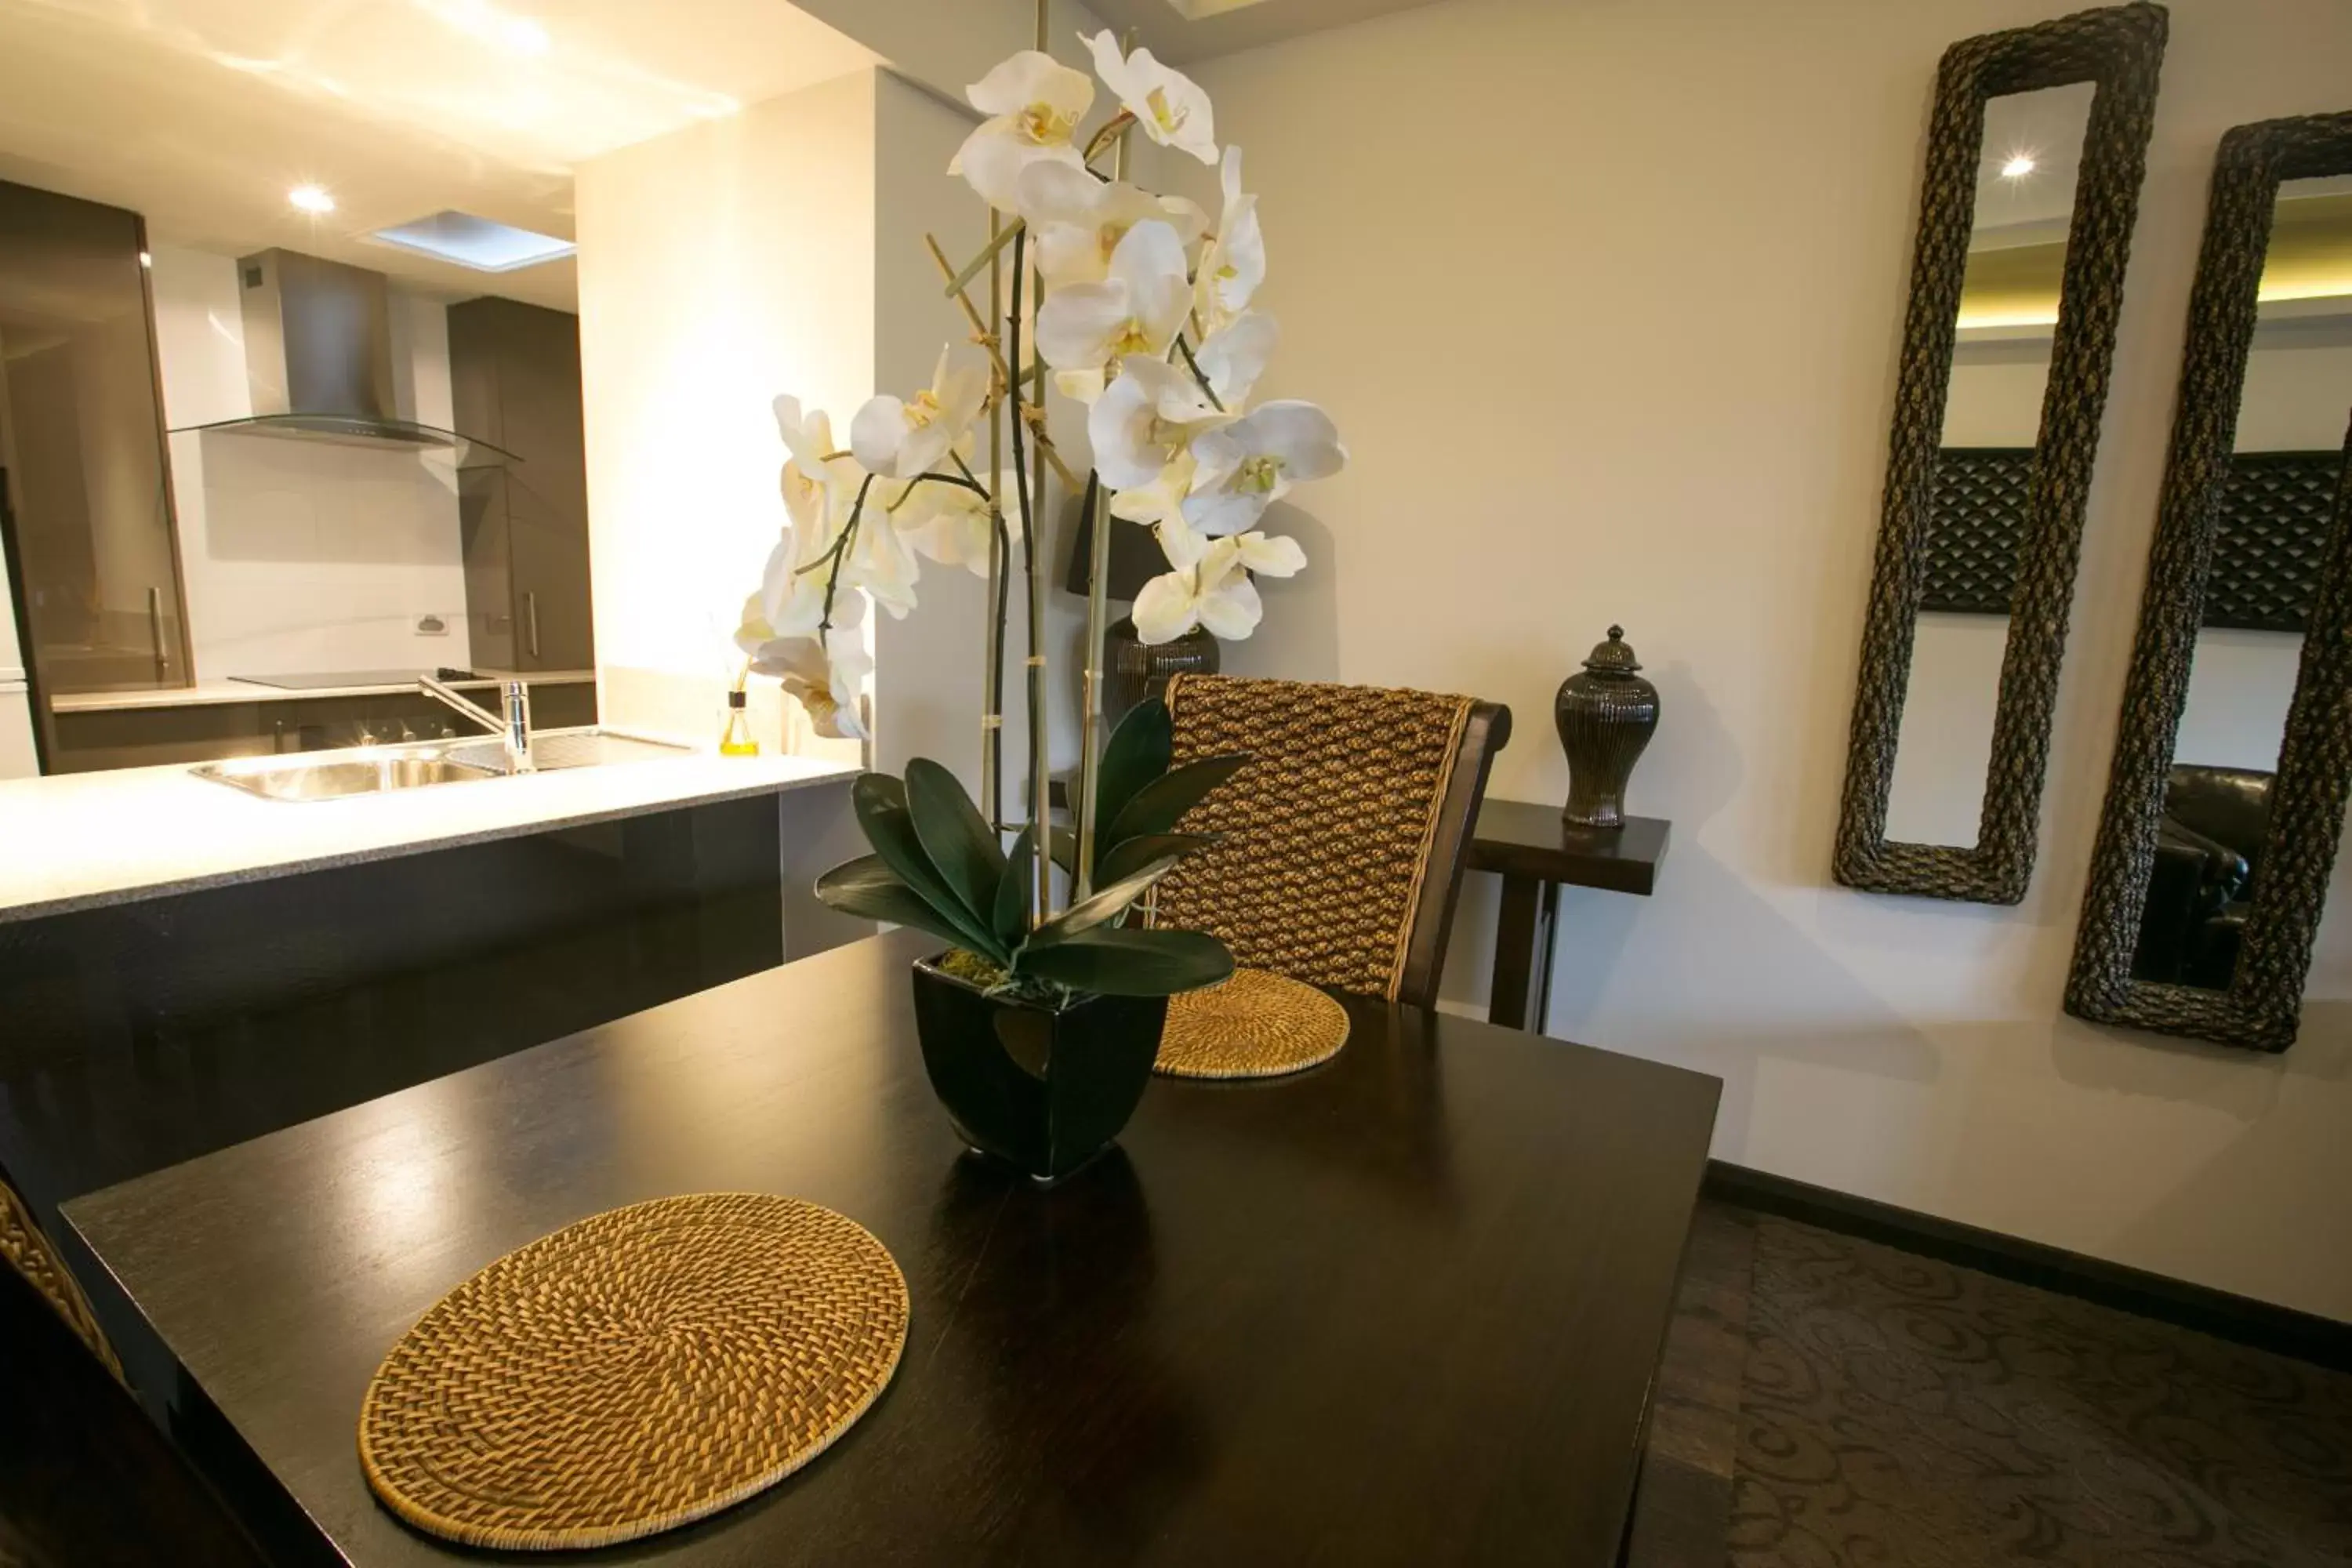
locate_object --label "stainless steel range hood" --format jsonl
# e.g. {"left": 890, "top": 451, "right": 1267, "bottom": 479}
{"left": 168, "top": 249, "right": 515, "bottom": 466}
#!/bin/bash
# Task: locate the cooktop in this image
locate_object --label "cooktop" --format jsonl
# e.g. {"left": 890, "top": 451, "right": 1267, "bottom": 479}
{"left": 230, "top": 669, "right": 479, "bottom": 691}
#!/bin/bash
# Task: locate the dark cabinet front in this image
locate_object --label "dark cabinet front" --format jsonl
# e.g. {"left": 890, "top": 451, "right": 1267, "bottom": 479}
{"left": 0, "top": 179, "right": 191, "bottom": 734}
{"left": 449, "top": 298, "right": 593, "bottom": 673}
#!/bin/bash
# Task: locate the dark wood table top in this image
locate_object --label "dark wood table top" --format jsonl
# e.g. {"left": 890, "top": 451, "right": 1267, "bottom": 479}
{"left": 66, "top": 930, "right": 1720, "bottom": 1567}
{"left": 1471, "top": 798, "right": 1671, "bottom": 895}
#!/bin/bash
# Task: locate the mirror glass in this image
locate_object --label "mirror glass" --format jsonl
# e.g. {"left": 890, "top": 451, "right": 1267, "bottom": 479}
{"left": 2132, "top": 174, "right": 2352, "bottom": 990}
{"left": 1885, "top": 82, "right": 2097, "bottom": 846}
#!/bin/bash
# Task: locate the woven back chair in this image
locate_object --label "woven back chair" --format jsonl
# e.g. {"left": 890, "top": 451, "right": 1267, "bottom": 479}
{"left": 1153, "top": 674, "right": 1511, "bottom": 1007}
{"left": 0, "top": 1175, "right": 264, "bottom": 1567}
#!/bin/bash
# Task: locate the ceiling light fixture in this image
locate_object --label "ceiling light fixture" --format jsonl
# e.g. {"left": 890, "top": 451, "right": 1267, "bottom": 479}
{"left": 289, "top": 184, "right": 336, "bottom": 214}
{"left": 2000, "top": 153, "right": 2037, "bottom": 180}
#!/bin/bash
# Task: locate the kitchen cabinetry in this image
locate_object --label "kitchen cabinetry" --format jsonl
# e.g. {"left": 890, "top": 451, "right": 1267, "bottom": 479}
{"left": 448, "top": 299, "right": 593, "bottom": 673}
{"left": 0, "top": 179, "right": 192, "bottom": 764}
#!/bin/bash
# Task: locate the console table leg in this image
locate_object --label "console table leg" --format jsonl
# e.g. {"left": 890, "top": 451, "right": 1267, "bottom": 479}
{"left": 1489, "top": 875, "right": 1559, "bottom": 1033}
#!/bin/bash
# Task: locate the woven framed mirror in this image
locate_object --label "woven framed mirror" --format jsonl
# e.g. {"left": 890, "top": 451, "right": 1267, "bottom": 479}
{"left": 2067, "top": 111, "right": 2352, "bottom": 1052}
{"left": 1834, "top": 3, "right": 2167, "bottom": 903}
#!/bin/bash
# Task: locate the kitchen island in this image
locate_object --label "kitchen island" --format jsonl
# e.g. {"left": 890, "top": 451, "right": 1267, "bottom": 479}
{"left": 0, "top": 735, "right": 866, "bottom": 1402}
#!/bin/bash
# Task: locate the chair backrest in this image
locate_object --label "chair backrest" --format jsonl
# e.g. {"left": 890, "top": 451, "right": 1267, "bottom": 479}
{"left": 1153, "top": 674, "right": 1511, "bottom": 1008}
{"left": 1, "top": 1177, "right": 265, "bottom": 1568}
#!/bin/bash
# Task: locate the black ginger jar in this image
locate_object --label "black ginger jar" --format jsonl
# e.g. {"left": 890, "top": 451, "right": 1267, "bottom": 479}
{"left": 1554, "top": 626, "right": 1660, "bottom": 829}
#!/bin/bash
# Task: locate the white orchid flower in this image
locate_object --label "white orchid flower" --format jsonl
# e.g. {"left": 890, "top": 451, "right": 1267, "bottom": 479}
{"left": 850, "top": 347, "right": 987, "bottom": 479}
{"left": 1108, "top": 448, "right": 1196, "bottom": 530}
{"left": 773, "top": 396, "right": 856, "bottom": 543}
{"left": 1083, "top": 31, "right": 1216, "bottom": 165}
{"left": 893, "top": 456, "right": 1026, "bottom": 578}
{"left": 742, "top": 598, "right": 873, "bottom": 741}
{"left": 951, "top": 50, "right": 1094, "bottom": 213}
{"left": 844, "top": 495, "right": 921, "bottom": 619}
{"left": 1090, "top": 355, "right": 1232, "bottom": 492}
{"left": 1194, "top": 147, "right": 1265, "bottom": 334}
{"left": 1191, "top": 309, "right": 1276, "bottom": 408}
{"left": 1185, "top": 400, "right": 1346, "bottom": 536}
{"left": 1034, "top": 220, "right": 1192, "bottom": 400}
{"left": 1131, "top": 531, "right": 1305, "bottom": 644}
{"left": 1016, "top": 162, "right": 1206, "bottom": 289}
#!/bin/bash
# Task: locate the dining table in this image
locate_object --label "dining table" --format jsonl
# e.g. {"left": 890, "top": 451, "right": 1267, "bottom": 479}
{"left": 64, "top": 928, "right": 1722, "bottom": 1566}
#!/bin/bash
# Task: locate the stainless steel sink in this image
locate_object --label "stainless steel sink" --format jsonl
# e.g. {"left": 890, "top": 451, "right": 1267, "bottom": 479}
{"left": 444, "top": 729, "right": 693, "bottom": 772}
{"left": 192, "top": 728, "right": 695, "bottom": 800}
{"left": 193, "top": 749, "right": 504, "bottom": 801}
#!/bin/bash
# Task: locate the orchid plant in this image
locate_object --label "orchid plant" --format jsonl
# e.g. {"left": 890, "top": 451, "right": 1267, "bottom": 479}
{"left": 738, "top": 24, "right": 1345, "bottom": 998}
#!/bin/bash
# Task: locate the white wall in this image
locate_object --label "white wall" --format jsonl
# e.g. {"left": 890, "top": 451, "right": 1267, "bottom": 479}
{"left": 148, "top": 245, "right": 472, "bottom": 677}
{"left": 575, "top": 71, "right": 880, "bottom": 750}
{"left": 1172, "top": 0, "right": 2352, "bottom": 1319}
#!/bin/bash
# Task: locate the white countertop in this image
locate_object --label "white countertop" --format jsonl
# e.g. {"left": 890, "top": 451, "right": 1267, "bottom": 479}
{"left": 0, "top": 737, "right": 857, "bottom": 924}
{"left": 50, "top": 670, "right": 597, "bottom": 713}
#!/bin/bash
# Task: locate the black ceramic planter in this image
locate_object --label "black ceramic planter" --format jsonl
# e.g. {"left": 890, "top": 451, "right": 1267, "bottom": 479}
{"left": 908, "top": 956, "right": 1167, "bottom": 1185}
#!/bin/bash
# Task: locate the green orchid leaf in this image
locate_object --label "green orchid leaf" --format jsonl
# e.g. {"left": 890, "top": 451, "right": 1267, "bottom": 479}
{"left": 854, "top": 775, "right": 1005, "bottom": 961}
{"left": 815, "top": 855, "right": 978, "bottom": 952}
{"left": 1046, "top": 824, "right": 1081, "bottom": 876}
{"left": 1095, "top": 832, "right": 1217, "bottom": 887}
{"left": 853, "top": 771, "right": 909, "bottom": 816}
{"left": 1089, "top": 699, "right": 1174, "bottom": 863}
{"left": 1106, "top": 753, "right": 1250, "bottom": 842}
{"left": 905, "top": 758, "right": 1005, "bottom": 924}
{"left": 1017, "top": 926, "right": 1234, "bottom": 996}
{"left": 993, "top": 826, "right": 1037, "bottom": 949}
{"left": 1028, "top": 853, "right": 1187, "bottom": 945}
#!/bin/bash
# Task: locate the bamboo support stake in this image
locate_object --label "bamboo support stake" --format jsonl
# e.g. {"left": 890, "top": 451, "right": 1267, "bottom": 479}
{"left": 1071, "top": 103, "right": 1131, "bottom": 902}
{"left": 980, "top": 210, "right": 1006, "bottom": 831}
{"left": 925, "top": 232, "right": 1080, "bottom": 493}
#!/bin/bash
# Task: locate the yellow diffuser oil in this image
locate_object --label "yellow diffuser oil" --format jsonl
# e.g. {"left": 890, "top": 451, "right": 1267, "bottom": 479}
{"left": 720, "top": 688, "right": 759, "bottom": 757}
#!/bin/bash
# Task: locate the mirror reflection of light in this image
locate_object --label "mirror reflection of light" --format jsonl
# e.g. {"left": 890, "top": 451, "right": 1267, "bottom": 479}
{"left": 2001, "top": 153, "right": 2037, "bottom": 180}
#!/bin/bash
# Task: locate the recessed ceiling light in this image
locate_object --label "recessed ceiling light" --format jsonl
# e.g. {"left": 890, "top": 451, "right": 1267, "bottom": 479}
{"left": 289, "top": 184, "right": 336, "bottom": 214}
{"left": 368, "top": 210, "right": 576, "bottom": 273}
{"left": 2000, "top": 154, "right": 2037, "bottom": 180}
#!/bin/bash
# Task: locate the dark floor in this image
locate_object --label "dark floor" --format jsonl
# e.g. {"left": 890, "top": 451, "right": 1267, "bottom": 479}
{"left": 1639, "top": 1201, "right": 2352, "bottom": 1568}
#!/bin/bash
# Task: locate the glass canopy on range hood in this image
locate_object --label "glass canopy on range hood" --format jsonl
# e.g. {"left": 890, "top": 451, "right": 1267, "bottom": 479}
{"left": 168, "top": 412, "right": 519, "bottom": 469}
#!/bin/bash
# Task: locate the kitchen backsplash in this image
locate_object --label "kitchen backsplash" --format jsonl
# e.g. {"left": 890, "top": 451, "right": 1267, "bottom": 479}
{"left": 151, "top": 245, "right": 472, "bottom": 678}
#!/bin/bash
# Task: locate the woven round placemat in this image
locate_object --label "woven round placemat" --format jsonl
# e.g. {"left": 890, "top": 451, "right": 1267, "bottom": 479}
{"left": 358, "top": 1192, "right": 909, "bottom": 1552}
{"left": 1156, "top": 967, "right": 1351, "bottom": 1080}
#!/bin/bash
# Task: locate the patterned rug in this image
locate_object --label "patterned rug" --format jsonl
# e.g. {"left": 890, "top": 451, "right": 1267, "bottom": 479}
{"left": 1730, "top": 1217, "right": 2352, "bottom": 1567}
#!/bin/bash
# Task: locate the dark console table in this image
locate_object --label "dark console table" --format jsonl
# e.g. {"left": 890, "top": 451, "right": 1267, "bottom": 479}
{"left": 1469, "top": 798, "right": 1671, "bottom": 1033}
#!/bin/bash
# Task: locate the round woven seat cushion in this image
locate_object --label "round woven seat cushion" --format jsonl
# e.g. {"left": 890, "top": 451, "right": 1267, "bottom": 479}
{"left": 1156, "top": 967, "right": 1352, "bottom": 1080}
{"left": 359, "top": 1192, "right": 908, "bottom": 1551}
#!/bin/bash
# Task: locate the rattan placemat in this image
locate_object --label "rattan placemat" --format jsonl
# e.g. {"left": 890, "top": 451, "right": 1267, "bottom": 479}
{"left": 1156, "top": 967, "right": 1351, "bottom": 1080}
{"left": 359, "top": 1192, "right": 909, "bottom": 1552}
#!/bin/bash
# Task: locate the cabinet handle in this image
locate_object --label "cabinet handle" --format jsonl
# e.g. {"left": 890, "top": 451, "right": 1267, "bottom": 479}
{"left": 525, "top": 591, "right": 540, "bottom": 661}
{"left": 147, "top": 586, "right": 167, "bottom": 678}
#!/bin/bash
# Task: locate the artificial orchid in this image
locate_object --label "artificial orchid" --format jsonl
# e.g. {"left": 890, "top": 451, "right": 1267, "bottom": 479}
{"left": 950, "top": 50, "right": 1094, "bottom": 213}
{"left": 851, "top": 348, "right": 987, "bottom": 480}
{"left": 1083, "top": 31, "right": 1218, "bottom": 165}
{"left": 1132, "top": 531, "right": 1305, "bottom": 644}
{"left": 1193, "top": 147, "right": 1265, "bottom": 334}
{"left": 738, "top": 589, "right": 871, "bottom": 741}
{"left": 1018, "top": 162, "right": 1205, "bottom": 289}
{"left": 1182, "top": 401, "right": 1348, "bottom": 538}
{"left": 1033, "top": 220, "right": 1192, "bottom": 402}
{"left": 748, "top": 27, "right": 1348, "bottom": 953}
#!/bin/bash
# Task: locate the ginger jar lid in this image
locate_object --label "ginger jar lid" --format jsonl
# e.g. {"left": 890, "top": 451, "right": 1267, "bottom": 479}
{"left": 1581, "top": 626, "right": 1642, "bottom": 676}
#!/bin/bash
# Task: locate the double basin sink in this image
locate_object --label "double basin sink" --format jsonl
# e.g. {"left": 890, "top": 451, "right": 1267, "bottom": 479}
{"left": 193, "top": 729, "right": 692, "bottom": 802}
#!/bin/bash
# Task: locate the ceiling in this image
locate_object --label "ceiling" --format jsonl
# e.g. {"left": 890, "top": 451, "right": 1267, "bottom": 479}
{"left": 0, "top": 0, "right": 879, "bottom": 310}
{"left": 1078, "top": 0, "right": 1447, "bottom": 64}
